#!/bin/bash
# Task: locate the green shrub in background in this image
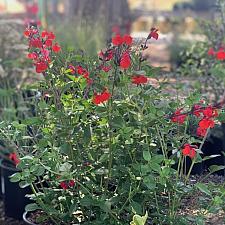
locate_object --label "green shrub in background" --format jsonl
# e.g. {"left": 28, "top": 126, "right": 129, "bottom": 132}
{"left": 177, "top": 0, "right": 225, "bottom": 102}
{"left": 54, "top": 20, "right": 106, "bottom": 56}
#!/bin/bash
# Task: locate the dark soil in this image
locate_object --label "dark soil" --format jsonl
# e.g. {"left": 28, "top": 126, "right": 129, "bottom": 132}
{"left": 181, "top": 174, "right": 225, "bottom": 225}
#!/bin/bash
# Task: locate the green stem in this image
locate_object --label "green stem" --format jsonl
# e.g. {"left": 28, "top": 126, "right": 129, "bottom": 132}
{"left": 186, "top": 128, "right": 210, "bottom": 182}
{"left": 30, "top": 183, "right": 60, "bottom": 225}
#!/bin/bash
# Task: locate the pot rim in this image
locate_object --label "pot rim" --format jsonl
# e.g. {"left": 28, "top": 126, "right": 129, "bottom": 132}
{"left": 23, "top": 211, "right": 37, "bottom": 225}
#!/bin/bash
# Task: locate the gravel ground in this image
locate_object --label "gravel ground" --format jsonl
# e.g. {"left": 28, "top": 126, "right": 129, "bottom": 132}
{"left": 181, "top": 174, "right": 225, "bottom": 225}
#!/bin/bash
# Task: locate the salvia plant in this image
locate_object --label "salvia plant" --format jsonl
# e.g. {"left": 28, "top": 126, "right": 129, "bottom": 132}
{"left": 1, "top": 22, "right": 224, "bottom": 225}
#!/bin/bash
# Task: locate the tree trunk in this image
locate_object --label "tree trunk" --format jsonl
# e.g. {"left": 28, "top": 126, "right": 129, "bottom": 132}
{"left": 64, "top": 0, "right": 131, "bottom": 34}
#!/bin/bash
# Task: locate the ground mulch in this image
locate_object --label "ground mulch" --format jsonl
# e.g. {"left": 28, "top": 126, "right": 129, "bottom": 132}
{"left": 181, "top": 174, "right": 225, "bottom": 225}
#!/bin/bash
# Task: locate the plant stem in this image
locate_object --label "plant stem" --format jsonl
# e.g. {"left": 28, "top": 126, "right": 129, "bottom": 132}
{"left": 186, "top": 128, "right": 210, "bottom": 182}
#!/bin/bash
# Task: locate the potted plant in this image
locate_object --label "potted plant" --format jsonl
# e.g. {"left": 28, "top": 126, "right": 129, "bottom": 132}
{"left": 5, "top": 23, "right": 223, "bottom": 225}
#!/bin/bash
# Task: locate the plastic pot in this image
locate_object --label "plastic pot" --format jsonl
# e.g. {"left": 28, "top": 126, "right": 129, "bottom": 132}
{"left": 0, "top": 160, "right": 31, "bottom": 220}
{"left": 23, "top": 212, "right": 37, "bottom": 225}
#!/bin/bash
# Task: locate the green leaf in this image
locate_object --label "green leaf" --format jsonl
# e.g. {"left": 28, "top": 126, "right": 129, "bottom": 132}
{"left": 112, "top": 116, "right": 124, "bottom": 128}
{"left": 130, "top": 201, "right": 142, "bottom": 215}
{"left": 151, "top": 155, "right": 164, "bottom": 164}
{"left": 143, "top": 151, "right": 151, "bottom": 161}
{"left": 59, "top": 162, "right": 72, "bottom": 172}
{"left": 60, "top": 143, "right": 70, "bottom": 155}
{"left": 195, "top": 183, "right": 211, "bottom": 196}
{"left": 209, "top": 165, "right": 225, "bottom": 173}
{"left": 202, "top": 155, "right": 220, "bottom": 161}
{"left": 19, "top": 181, "right": 30, "bottom": 188}
{"left": 10, "top": 172, "right": 21, "bottom": 182}
{"left": 130, "top": 211, "right": 148, "bottom": 225}
{"left": 25, "top": 203, "right": 40, "bottom": 212}
{"left": 34, "top": 166, "right": 45, "bottom": 176}
{"left": 23, "top": 117, "right": 42, "bottom": 125}
{"left": 143, "top": 175, "right": 156, "bottom": 190}
{"left": 149, "top": 162, "right": 161, "bottom": 173}
{"left": 99, "top": 153, "right": 109, "bottom": 163}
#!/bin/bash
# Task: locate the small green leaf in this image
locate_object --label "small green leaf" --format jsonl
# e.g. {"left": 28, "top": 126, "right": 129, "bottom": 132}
{"left": 10, "top": 172, "right": 21, "bottom": 182}
{"left": 195, "top": 183, "right": 211, "bottom": 196}
{"left": 59, "top": 162, "right": 72, "bottom": 172}
{"left": 143, "top": 151, "right": 151, "bottom": 161}
{"left": 209, "top": 165, "right": 225, "bottom": 173}
{"left": 25, "top": 203, "right": 40, "bottom": 212}
{"left": 130, "top": 211, "right": 148, "bottom": 225}
{"left": 143, "top": 175, "right": 156, "bottom": 190}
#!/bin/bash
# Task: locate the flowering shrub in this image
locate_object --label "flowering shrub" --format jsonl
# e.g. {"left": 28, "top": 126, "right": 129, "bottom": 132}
{"left": 4, "top": 22, "right": 223, "bottom": 225}
{"left": 178, "top": 0, "right": 225, "bottom": 102}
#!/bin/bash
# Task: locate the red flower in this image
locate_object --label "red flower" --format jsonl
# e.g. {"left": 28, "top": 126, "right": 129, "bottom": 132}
{"left": 9, "top": 153, "right": 20, "bottom": 165}
{"left": 182, "top": 144, "right": 197, "bottom": 159}
{"left": 216, "top": 50, "right": 225, "bottom": 60}
{"left": 202, "top": 106, "right": 218, "bottom": 118}
{"left": 52, "top": 43, "right": 61, "bottom": 53}
{"left": 35, "top": 61, "right": 48, "bottom": 73}
{"left": 171, "top": 109, "right": 187, "bottom": 124}
{"left": 101, "top": 65, "right": 112, "bottom": 72}
{"left": 24, "top": 29, "right": 31, "bottom": 37}
{"left": 208, "top": 48, "right": 215, "bottom": 56}
{"left": 41, "top": 30, "right": 48, "bottom": 38}
{"left": 199, "top": 118, "right": 215, "bottom": 129}
{"left": 112, "top": 34, "right": 123, "bottom": 46}
{"left": 197, "top": 127, "right": 207, "bottom": 137}
{"left": 60, "top": 181, "right": 68, "bottom": 190}
{"left": 148, "top": 28, "right": 159, "bottom": 40}
{"left": 68, "top": 180, "right": 75, "bottom": 187}
{"left": 47, "top": 32, "right": 56, "bottom": 40}
{"left": 120, "top": 52, "right": 131, "bottom": 69}
{"left": 93, "top": 90, "right": 111, "bottom": 105}
{"left": 27, "top": 52, "right": 38, "bottom": 60}
{"left": 193, "top": 104, "right": 202, "bottom": 117}
{"left": 123, "top": 34, "right": 133, "bottom": 46}
{"left": 45, "top": 39, "right": 52, "bottom": 47}
{"left": 30, "top": 38, "right": 42, "bottom": 48}
{"left": 132, "top": 75, "right": 148, "bottom": 85}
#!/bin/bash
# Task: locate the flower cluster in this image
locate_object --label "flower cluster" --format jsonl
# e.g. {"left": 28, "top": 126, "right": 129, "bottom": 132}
{"left": 68, "top": 64, "right": 92, "bottom": 85}
{"left": 60, "top": 180, "right": 76, "bottom": 190}
{"left": 181, "top": 144, "right": 197, "bottom": 159}
{"left": 24, "top": 24, "right": 61, "bottom": 73}
{"left": 171, "top": 104, "right": 219, "bottom": 159}
{"left": 194, "top": 105, "right": 218, "bottom": 137}
{"left": 208, "top": 47, "right": 225, "bottom": 60}
{"left": 171, "top": 108, "right": 187, "bottom": 124}
{"left": 93, "top": 89, "right": 111, "bottom": 105}
{"left": 171, "top": 104, "right": 218, "bottom": 137}
{"left": 24, "top": 25, "right": 159, "bottom": 106}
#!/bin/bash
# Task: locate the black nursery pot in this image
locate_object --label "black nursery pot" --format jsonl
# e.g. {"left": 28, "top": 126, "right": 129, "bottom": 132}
{"left": 23, "top": 212, "right": 37, "bottom": 225}
{"left": 0, "top": 161, "right": 31, "bottom": 220}
{"left": 185, "top": 157, "right": 205, "bottom": 175}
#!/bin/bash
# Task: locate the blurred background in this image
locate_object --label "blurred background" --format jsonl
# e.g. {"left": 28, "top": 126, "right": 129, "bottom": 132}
{"left": 0, "top": 0, "right": 216, "bottom": 70}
